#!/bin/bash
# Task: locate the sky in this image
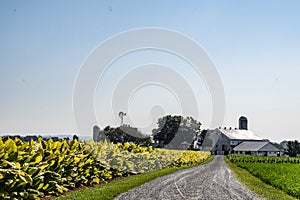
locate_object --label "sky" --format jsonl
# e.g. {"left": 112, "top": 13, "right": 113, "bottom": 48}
{"left": 0, "top": 0, "right": 300, "bottom": 142}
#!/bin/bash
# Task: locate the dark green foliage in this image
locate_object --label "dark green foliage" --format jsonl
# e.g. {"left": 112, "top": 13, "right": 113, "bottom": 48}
{"left": 152, "top": 115, "right": 201, "bottom": 148}
{"left": 100, "top": 125, "right": 151, "bottom": 145}
{"left": 287, "top": 140, "right": 300, "bottom": 157}
{"left": 272, "top": 142, "right": 284, "bottom": 150}
{"left": 152, "top": 115, "right": 182, "bottom": 145}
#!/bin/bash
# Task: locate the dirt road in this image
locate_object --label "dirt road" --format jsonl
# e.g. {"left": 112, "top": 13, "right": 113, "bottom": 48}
{"left": 115, "top": 155, "right": 261, "bottom": 200}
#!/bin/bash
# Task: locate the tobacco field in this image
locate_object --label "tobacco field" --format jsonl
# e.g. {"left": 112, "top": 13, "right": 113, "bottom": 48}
{"left": 0, "top": 137, "right": 210, "bottom": 199}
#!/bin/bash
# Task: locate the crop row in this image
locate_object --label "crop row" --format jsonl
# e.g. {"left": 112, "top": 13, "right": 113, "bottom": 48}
{"left": 236, "top": 162, "right": 300, "bottom": 198}
{"left": 91, "top": 141, "right": 210, "bottom": 174}
{"left": 227, "top": 154, "right": 300, "bottom": 164}
{"left": 0, "top": 137, "right": 211, "bottom": 199}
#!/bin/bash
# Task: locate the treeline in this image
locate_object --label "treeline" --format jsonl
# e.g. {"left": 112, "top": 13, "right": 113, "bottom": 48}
{"left": 273, "top": 140, "right": 300, "bottom": 157}
{"left": 94, "top": 124, "right": 152, "bottom": 146}
{"left": 0, "top": 135, "right": 79, "bottom": 142}
{"left": 287, "top": 140, "right": 300, "bottom": 157}
{"left": 94, "top": 115, "right": 202, "bottom": 150}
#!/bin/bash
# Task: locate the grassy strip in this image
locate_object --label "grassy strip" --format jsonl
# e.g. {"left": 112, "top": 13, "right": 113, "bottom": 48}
{"left": 224, "top": 158, "right": 297, "bottom": 200}
{"left": 54, "top": 155, "right": 215, "bottom": 200}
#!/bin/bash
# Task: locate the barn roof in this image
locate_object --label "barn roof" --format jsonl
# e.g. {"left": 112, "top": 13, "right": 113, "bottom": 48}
{"left": 218, "top": 128, "right": 263, "bottom": 140}
{"left": 233, "top": 141, "right": 279, "bottom": 151}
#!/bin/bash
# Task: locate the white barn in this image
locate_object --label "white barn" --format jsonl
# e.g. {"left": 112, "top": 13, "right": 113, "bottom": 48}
{"left": 202, "top": 127, "right": 264, "bottom": 155}
{"left": 201, "top": 116, "right": 266, "bottom": 155}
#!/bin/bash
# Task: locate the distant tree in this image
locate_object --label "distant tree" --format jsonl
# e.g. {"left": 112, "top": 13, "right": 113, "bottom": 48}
{"left": 280, "top": 140, "right": 289, "bottom": 150}
{"left": 152, "top": 115, "right": 182, "bottom": 145}
{"left": 152, "top": 115, "right": 201, "bottom": 149}
{"left": 100, "top": 124, "right": 151, "bottom": 145}
{"left": 272, "top": 142, "right": 284, "bottom": 150}
{"left": 287, "top": 140, "right": 300, "bottom": 157}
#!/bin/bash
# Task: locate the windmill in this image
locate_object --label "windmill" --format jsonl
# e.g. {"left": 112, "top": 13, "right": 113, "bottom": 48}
{"left": 119, "top": 111, "right": 126, "bottom": 126}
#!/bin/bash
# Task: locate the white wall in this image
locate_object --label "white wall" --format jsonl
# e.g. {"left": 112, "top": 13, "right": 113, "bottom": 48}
{"left": 267, "top": 151, "right": 278, "bottom": 157}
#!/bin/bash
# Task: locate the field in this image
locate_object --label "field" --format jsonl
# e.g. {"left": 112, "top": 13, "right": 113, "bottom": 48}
{"left": 227, "top": 154, "right": 300, "bottom": 164}
{"left": 227, "top": 154, "right": 300, "bottom": 199}
{"left": 54, "top": 156, "right": 215, "bottom": 200}
{"left": 0, "top": 137, "right": 210, "bottom": 199}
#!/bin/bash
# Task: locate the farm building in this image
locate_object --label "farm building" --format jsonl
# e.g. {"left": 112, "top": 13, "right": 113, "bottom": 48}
{"left": 201, "top": 116, "right": 265, "bottom": 155}
{"left": 233, "top": 141, "right": 281, "bottom": 156}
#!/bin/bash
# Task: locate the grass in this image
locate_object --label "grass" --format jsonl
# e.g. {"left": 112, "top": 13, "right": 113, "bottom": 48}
{"left": 225, "top": 158, "right": 297, "bottom": 200}
{"left": 54, "top": 155, "right": 215, "bottom": 200}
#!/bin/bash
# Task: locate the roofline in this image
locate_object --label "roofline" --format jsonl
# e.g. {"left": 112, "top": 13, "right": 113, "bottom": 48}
{"left": 259, "top": 142, "right": 280, "bottom": 151}
{"left": 233, "top": 141, "right": 281, "bottom": 151}
{"left": 214, "top": 128, "right": 263, "bottom": 140}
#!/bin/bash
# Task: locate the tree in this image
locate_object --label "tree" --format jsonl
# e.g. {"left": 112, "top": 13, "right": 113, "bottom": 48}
{"left": 287, "top": 140, "right": 300, "bottom": 157}
{"left": 152, "top": 115, "right": 182, "bottom": 145}
{"left": 196, "top": 129, "right": 207, "bottom": 147}
{"left": 152, "top": 115, "right": 201, "bottom": 149}
{"left": 272, "top": 142, "right": 284, "bottom": 150}
{"left": 98, "top": 124, "right": 151, "bottom": 146}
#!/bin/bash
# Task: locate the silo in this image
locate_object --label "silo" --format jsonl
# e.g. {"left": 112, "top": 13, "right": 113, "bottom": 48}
{"left": 239, "top": 116, "right": 248, "bottom": 130}
{"left": 93, "top": 125, "right": 100, "bottom": 141}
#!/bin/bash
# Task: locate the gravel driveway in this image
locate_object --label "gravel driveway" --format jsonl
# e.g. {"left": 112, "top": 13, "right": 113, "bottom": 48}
{"left": 115, "top": 155, "right": 261, "bottom": 200}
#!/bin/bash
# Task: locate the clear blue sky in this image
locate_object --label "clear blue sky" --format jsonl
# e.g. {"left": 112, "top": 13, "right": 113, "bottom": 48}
{"left": 0, "top": 0, "right": 299, "bottom": 142}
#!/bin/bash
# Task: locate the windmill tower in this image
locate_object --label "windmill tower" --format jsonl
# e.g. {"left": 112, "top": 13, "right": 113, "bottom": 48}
{"left": 119, "top": 111, "right": 126, "bottom": 126}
